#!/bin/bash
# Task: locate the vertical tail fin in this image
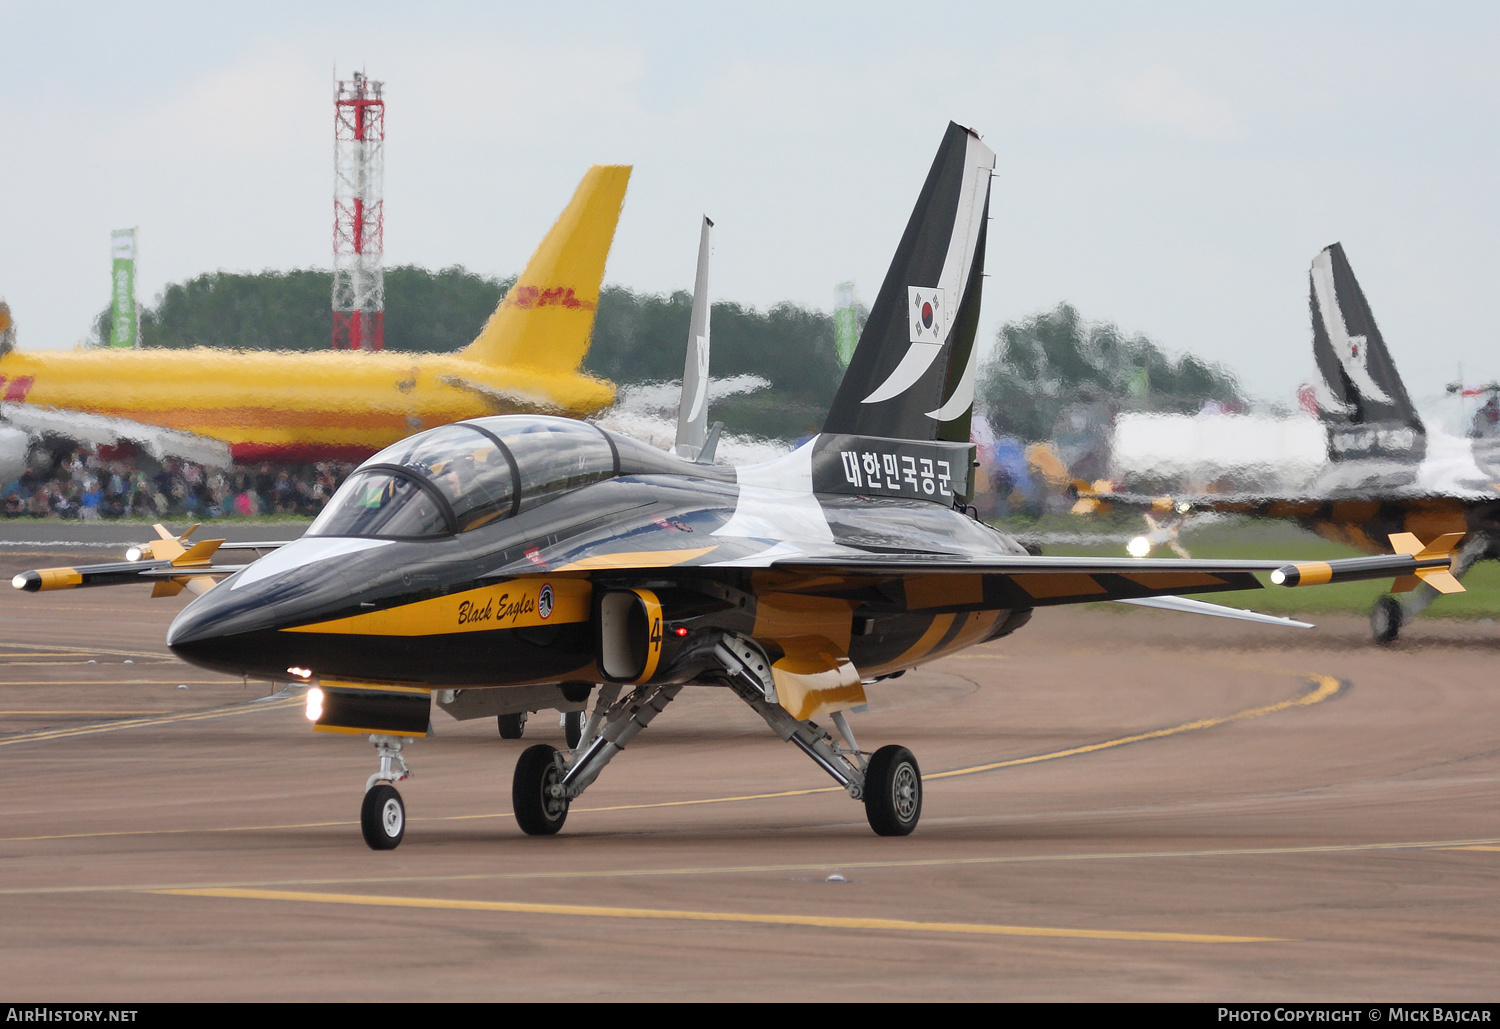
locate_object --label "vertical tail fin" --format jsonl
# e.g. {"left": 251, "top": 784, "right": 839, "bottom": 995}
{"left": 1309, "top": 243, "right": 1425, "bottom": 462}
{"left": 674, "top": 216, "right": 714, "bottom": 459}
{"left": 822, "top": 122, "right": 994, "bottom": 443}
{"left": 463, "top": 165, "right": 631, "bottom": 372}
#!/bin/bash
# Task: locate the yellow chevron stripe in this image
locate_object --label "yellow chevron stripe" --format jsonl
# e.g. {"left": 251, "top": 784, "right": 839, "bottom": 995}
{"left": 282, "top": 578, "right": 590, "bottom": 636}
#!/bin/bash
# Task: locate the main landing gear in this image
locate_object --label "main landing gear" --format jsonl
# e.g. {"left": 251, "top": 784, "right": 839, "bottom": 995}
{"left": 360, "top": 735, "right": 411, "bottom": 850}
{"left": 1370, "top": 595, "right": 1403, "bottom": 645}
{"left": 1369, "top": 533, "right": 1489, "bottom": 644}
{"left": 498, "top": 690, "right": 588, "bottom": 746}
{"left": 506, "top": 635, "right": 924, "bottom": 839}
{"left": 498, "top": 710, "right": 584, "bottom": 744}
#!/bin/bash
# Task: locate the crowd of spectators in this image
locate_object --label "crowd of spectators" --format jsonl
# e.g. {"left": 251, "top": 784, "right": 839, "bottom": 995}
{"left": 1, "top": 448, "right": 355, "bottom": 520}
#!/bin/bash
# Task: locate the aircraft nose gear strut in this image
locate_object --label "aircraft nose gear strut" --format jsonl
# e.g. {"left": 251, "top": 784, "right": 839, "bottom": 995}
{"left": 511, "top": 683, "right": 682, "bottom": 836}
{"left": 361, "top": 735, "right": 412, "bottom": 851}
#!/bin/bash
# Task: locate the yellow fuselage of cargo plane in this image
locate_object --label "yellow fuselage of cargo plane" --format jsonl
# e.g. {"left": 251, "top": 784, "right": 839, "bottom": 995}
{"left": 0, "top": 348, "right": 616, "bottom": 462}
{"left": 0, "top": 165, "right": 630, "bottom": 463}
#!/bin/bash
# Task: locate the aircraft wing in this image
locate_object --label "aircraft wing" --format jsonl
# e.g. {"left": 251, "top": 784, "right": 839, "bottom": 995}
{"left": 1, "top": 402, "right": 233, "bottom": 467}
{"left": 765, "top": 547, "right": 1463, "bottom": 606}
{"left": 11, "top": 524, "right": 286, "bottom": 597}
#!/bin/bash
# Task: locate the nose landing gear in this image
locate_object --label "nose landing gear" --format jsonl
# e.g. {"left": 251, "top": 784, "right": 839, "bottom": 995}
{"left": 360, "top": 734, "right": 412, "bottom": 851}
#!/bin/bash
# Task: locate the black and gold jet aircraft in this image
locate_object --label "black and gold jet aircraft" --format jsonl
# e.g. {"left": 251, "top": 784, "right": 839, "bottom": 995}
{"left": 1079, "top": 243, "right": 1498, "bottom": 643}
{"left": 14, "top": 125, "right": 1456, "bottom": 848}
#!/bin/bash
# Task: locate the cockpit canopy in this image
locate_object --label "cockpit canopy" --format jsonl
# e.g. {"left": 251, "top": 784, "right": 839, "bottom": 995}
{"left": 308, "top": 416, "right": 624, "bottom": 539}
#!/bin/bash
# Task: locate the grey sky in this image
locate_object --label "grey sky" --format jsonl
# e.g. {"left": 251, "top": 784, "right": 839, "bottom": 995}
{"left": 2, "top": 2, "right": 1496, "bottom": 412}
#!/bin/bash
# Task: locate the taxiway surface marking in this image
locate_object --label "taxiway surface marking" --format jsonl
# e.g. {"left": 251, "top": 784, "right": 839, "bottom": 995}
{"left": 0, "top": 672, "right": 1344, "bottom": 839}
{"left": 0, "top": 696, "right": 299, "bottom": 747}
{"left": 147, "top": 887, "right": 1288, "bottom": 944}
{"left": 926, "top": 674, "right": 1343, "bottom": 780}
{"left": 2, "top": 835, "right": 1497, "bottom": 896}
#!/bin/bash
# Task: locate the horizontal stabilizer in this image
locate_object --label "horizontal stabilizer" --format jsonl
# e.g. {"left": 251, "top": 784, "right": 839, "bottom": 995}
{"left": 1, "top": 403, "right": 232, "bottom": 468}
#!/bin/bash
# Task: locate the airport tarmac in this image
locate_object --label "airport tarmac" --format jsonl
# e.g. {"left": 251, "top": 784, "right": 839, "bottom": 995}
{"left": 0, "top": 542, "right": 1497, "bottom": 1001}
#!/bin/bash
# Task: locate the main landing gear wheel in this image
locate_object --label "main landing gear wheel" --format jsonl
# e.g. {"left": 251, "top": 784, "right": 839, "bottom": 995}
{"left": 498, "top": 712, "right": 527, "bottom": 739}
{"left": 864, "top": 745, "right": 922, "bottom": 837}
{"left": 1371, "top": 595, "right": 1404, "bottom": 645}
{"left": 564, "top": 710, "right": 584, "bottom": 749}
{"left": 361, "top": 783, "right": 405, "bottom": 850}
{"left": 513, "top": 744, "right": 569, "bottom": 836}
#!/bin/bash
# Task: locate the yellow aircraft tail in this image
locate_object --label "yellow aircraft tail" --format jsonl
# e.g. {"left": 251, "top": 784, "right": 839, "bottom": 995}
{"left": 463, "top": 165, "right": 631, "bottom": 372}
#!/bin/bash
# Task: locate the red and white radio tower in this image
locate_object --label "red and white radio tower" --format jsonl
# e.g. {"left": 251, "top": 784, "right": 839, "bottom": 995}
{"left": 331, "top": 70, "right": 385, "bottom": 350}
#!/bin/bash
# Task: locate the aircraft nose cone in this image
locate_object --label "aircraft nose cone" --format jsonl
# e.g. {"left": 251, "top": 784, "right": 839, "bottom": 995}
{"left": 166, "top": 592, "right": 251, "bottom": 673}
{"left": 165, "top": 598, "right": 222, "bottom": 650}
{"left": 164, "top": 535, "right": 390, "bottom": 678}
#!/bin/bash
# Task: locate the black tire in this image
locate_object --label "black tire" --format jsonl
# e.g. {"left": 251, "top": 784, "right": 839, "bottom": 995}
{"left": 498, "top": 712, "right": 527, "bottom": 739}
{"left": 564, "top": 710, "right": 585, "bottom": 749}
{"left": 513, "top": 744, "right": 569, "bottom": 836}
{"left": 361, "top": 783, "right": 405, "bottom": 850}
{"left": 1371, "top": 595, "right": 1404, "bottom": 645}
{"left": 863, "top": 745, "right": 922, "bottom": 837}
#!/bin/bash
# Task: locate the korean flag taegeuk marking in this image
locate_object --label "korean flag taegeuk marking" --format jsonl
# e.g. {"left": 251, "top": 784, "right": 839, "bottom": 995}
{"left": 908, "top": 286, "right": 945, "bottom": 344}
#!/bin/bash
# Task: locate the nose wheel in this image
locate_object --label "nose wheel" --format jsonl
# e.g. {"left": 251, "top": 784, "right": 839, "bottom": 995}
{"left": 498, "top": 712, "right": 528, "bottom": 739}
{"left": 863, "top": 745, "right": 922, "bottom": 836}
{"left": 361, "top": 782, "right": 406, "bottom": 850}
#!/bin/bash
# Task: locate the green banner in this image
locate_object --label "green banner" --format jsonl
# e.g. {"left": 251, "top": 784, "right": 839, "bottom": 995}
{"left": 109, "top": 228, "right": 137, "bottom": 348}
{"left": 834, "top": 281, "right": 858, "bottom": 367}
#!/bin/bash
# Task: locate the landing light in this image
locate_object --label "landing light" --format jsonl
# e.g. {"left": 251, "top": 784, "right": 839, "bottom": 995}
{"left": 1269, "top": 569, "right": 1287, "bottom": 585}
{"left": 125, "top": 547, "right": 143, "bottom": 562}
{"left": 305, "top": 687, "right": 324, "bottom": 722}
{"left": 287, "top": 666, "right": 312, "bottom": 678}
{"left": 1126, "top": 536, "right": 1152, "bottom": 559}
{"left": 10, "top": 574, "right": 24, "bottom": 590}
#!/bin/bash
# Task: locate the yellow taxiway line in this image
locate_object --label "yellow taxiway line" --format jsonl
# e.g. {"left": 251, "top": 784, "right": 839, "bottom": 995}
{"left": 0, "top": 696, "right": 300, "bottom": 747}
{"left": 926, "top": 674, "right": 1344, "bottom": 780}
{"left": 581, "top": 674, "right": 1346, "bottom": 807}
{"left": 0, "top": 642, "right": 182, "bottom": 661}
{"left": 0, "top": 710, "right": 170, "bottom": 717}
{"left": 0, "top": 680, "right": 241, "bottom": 686}
{"left": 0, "top": 674, "right": 1344, "bottom": 838}
{"left": 147, "top": 886, "right": 1286, "bottom": 944}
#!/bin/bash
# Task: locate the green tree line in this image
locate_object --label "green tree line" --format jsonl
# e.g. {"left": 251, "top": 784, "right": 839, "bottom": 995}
{"left": 975, "top": 302, "right": 1243, "bottom": 443}
{"left": 96, "top": 274, "right": 1238, "bottom": 444}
